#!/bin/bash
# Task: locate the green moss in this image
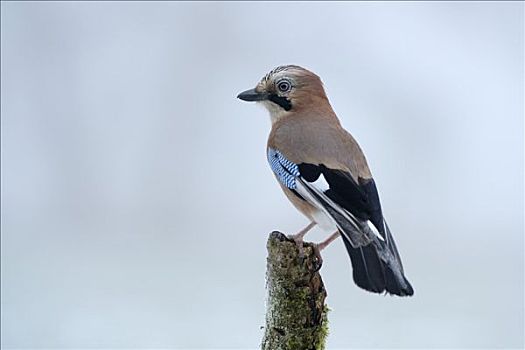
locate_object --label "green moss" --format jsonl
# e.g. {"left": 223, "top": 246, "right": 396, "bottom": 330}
{"left": 315, "top": 305, "right": 330, "bottom": 350}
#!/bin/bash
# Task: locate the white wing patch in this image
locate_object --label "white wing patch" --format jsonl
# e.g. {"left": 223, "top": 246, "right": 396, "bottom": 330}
{"left": 310, "top": 173, "right": 330, "bottom": 192}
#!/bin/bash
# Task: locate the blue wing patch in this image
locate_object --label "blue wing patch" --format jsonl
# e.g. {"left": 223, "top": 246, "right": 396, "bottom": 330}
{"left": 267, "top": 148, "right": 300, "bottom": 189}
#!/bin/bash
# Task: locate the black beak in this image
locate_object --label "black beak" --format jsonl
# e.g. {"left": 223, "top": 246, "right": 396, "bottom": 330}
{"left": 237, "top": 88, "right": 268, "bottom": 102}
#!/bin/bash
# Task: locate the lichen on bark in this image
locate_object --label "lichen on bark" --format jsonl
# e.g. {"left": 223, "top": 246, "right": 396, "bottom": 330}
{"left": 261, "top": 231, "right": 329, "bottom": 350}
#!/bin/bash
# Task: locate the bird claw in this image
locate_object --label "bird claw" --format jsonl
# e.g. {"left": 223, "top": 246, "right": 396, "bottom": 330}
{"left": 288, "top": 235, "right": 323, "bottom": 271}
{"left": 287, "top": 222, "right": 316, "bottom": 260}
{"left": 312, "top": 243, "right": 324, "bottom": 271}
{"left": 290, "top": 235, "right": 305, "bottom": 259}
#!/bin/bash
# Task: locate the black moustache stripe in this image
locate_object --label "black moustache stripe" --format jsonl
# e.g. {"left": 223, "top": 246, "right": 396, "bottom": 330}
{"left": 268, "top": 94, "right": 292, "bottom": 111}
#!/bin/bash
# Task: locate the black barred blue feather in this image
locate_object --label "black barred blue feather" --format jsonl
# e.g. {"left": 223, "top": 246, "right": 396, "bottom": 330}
{"left": 267, "top": 148, "right": 300, "bottom": 189}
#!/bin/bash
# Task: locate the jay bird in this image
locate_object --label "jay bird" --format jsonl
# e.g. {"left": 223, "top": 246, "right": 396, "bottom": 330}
{"left": 237, "top": 65, "right": 414, "bottom": 296}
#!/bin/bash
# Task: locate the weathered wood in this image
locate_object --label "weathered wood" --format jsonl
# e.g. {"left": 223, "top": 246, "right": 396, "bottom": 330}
{"left": 261, "top": 231, "right": 329, "bottom": 350}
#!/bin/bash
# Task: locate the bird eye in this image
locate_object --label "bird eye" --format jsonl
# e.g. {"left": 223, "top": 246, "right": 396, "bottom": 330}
{"left": 277, "top": 80, "right": 291, "bottom": 93}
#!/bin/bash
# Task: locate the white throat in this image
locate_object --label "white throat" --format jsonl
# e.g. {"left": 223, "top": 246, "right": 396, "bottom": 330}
{"left": 259, "top": 100, "right": 289, "bottom": 124}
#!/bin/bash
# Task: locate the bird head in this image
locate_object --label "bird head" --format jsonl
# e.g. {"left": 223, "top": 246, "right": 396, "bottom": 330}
{"left": 237, "top": 65, "right": 329, "bottom": 123}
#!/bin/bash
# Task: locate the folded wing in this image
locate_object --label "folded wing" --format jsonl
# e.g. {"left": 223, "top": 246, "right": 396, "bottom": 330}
{"left": 267, "top": 147, "right": 414, "bottom": 296}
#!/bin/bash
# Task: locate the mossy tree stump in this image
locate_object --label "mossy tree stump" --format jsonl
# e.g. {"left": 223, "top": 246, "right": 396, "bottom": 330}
{"left": 261, "top": 231, "right": 329, "bottom": 350}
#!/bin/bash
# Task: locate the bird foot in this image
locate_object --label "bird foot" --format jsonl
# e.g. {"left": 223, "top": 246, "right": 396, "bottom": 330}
{"left": 288, "top": 222, "right": 315, "bottom": 259}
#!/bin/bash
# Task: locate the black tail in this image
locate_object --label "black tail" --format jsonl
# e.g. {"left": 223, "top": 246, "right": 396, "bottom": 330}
{"left": 341, "top": 231, "right": 414, "bottom": 297}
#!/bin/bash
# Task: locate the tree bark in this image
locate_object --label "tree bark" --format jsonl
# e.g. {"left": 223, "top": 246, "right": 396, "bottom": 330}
{"left": 261, "top": 231, "right": 329, "bottom": 350}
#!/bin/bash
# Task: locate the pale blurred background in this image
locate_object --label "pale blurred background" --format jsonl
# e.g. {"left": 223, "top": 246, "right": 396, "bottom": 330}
{"left": 1, "top": 2, "right": 523, "bottom": 349}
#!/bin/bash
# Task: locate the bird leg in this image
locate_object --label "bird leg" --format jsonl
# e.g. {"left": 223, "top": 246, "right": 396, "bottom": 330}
{"left": 313, "top": 231, "right": 341, "bottom": 268}
{"left": 289, "top": 222, "right": 316, "bottom": 258}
